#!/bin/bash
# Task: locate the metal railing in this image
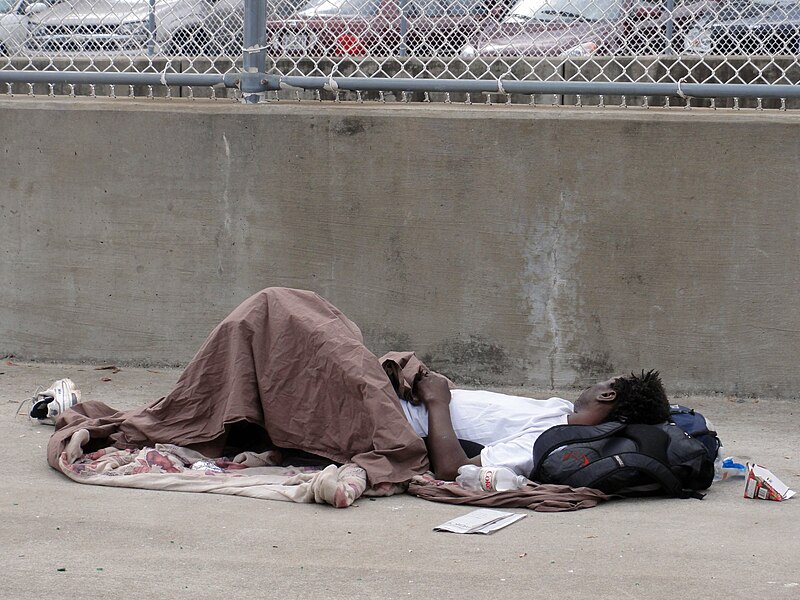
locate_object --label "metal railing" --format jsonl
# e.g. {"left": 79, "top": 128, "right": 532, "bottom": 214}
{"left": 1, "top": 0, "right": 799, "bottom": 106}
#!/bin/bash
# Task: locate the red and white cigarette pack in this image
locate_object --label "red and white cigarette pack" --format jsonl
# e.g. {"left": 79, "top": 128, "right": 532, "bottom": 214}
{"left": 744, "top": 463, "right": 796, "bottom": 501}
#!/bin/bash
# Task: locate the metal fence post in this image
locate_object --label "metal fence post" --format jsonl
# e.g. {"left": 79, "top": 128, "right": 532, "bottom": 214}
{"left": 147, "top": 0, "right": 156, "bottom": 58}
{"left": 664, "top": 0, "right": 675, "bottom": 55}
{"left": 240, "top": 0, "right": 273, "bottom": 103}
{"left": 398, "top": 0, "right": 409, "bottom": 58}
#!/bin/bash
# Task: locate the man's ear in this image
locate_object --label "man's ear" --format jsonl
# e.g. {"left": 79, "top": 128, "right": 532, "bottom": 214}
{"left": 597, "top": 390, "right": 617, "bottom": 403}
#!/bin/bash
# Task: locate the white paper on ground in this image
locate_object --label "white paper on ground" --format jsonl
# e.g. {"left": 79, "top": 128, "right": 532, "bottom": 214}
{"left": 433, "top": 508, "right": 526, "bottom": 534}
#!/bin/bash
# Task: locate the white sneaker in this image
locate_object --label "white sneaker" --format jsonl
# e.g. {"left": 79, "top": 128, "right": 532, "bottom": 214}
{"left": 24, "top": 378, "right": 81, "bottom": 425}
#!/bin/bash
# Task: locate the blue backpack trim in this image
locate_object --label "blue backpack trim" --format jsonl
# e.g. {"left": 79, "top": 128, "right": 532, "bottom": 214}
{"left": 669, "top": 404, "right": 721, "bottom": 462}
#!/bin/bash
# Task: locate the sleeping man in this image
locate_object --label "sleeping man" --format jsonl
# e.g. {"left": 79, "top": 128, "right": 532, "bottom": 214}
{"left": 407, "top": 367, "right": 670, "bottom": 481}
{"left": 47, "top": 287, "right": 671, "bottom": 485}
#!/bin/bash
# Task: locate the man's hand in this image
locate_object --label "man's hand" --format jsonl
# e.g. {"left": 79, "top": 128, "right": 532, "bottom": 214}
{"left": 414, "top": 368, "right": 451, "bottom": 408}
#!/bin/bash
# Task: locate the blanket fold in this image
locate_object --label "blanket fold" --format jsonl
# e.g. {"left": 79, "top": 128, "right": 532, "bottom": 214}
{"left": 408, "top": 474, "right": 610, "bottom": 511}
{"left": 380, "top": 351, "right": 455, "bottom": 404}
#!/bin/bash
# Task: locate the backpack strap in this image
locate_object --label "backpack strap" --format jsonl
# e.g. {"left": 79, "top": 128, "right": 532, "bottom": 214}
{"left": 624, "top": 424, "right": 708, "bottom": 498}
{"left": 562, "top": 452, "right": 697, "bottom": 498}
{"left": 531, "top": 421, "right": 628, "bottom": 480}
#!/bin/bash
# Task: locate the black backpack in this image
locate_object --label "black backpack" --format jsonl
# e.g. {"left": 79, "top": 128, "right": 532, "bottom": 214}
{"left": 529, "top": 419, "right": 716, "bottom": 499}
{"left": 668, "top": 404, "right": 721, "bottom": 462}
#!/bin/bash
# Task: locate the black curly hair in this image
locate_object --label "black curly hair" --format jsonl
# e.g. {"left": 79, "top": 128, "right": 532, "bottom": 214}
{"left": 606, "top": 369, "right": 670, "bottom": 425}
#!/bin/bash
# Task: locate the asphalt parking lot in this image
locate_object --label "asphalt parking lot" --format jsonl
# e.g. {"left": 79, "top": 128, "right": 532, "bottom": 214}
{"left": 1, "top": 360, "right": 798, "bottom": 600}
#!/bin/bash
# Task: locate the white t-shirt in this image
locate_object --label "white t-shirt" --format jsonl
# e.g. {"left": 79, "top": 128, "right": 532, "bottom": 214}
{"left": 401, "top": 389, "right": 574, "bottom": 477}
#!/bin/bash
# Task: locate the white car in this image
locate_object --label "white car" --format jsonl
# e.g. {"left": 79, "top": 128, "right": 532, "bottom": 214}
{"left": 25, "top": 0, "right": 216, "bottom": 56}
{"left": 199, "top": 0, "right": 306, "bottom": 56}
{"left": 1, "top": 0, "right": 60, "bottom": 54}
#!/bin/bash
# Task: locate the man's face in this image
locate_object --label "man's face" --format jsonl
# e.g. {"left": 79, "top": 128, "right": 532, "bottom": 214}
{"left": 573, "top": 376, "right": 621, "bottom": 413}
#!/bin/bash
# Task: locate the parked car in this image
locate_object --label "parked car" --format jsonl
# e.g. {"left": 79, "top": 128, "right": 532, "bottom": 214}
{"left": 459, "top": 0, "right": 704, "bottom": 57}
{"left": 1, "top": 0, "right": 60, "bottom": 54}
{"left": 25, "top": 0, "right": 216, "bottom": 55}
{"left": 264, "top": 0, "right": 512, "bottom": 57}
{"left": 198, "top": 0, "right": 307, "bottom": 56}
{"left": 684, "top": 0, "right": 800, "bottom": 55}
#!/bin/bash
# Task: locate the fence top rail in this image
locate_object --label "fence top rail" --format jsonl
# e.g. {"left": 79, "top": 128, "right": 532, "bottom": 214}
{"left": 2, "top": 68, "right": 800, "bottom": 100}
{"left": 276, "top": 75, "right": 800, "bottom": 98}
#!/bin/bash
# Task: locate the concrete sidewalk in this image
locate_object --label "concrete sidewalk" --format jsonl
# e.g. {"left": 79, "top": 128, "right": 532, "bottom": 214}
{"left": 1, "top": 360, "right": 798, "bottom": 600}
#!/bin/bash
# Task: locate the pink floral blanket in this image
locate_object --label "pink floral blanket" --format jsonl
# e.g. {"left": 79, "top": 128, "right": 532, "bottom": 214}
{"left": 58, "top": 429, "right": 405, "bottom": 508}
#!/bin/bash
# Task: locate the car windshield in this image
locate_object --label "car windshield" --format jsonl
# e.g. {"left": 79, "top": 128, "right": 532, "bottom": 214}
{"left": 504, "top": 0, "right": 621, "bottom": 22}
{"left": 295, "top": 0, "right": 379, "bottom": 16}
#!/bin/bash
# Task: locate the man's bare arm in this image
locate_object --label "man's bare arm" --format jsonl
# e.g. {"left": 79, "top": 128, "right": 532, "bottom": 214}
{"left": 415, "top": 370, "right": 481, "bottom": 480}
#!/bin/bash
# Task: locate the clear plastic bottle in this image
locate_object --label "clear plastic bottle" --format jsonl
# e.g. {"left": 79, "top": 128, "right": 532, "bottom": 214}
{"left": 455, "top": 464, "right": 528, "bottom": 492}
{"left": 713, "top": 452, "right": 747, "bottom": 482}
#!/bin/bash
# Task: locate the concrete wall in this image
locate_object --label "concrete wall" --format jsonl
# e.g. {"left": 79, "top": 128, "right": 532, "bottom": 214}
{"left": 1, "top": 98, "right": 798, "bottom": 397}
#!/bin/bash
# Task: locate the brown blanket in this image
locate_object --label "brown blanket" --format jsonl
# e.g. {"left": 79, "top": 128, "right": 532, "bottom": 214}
{"left": 48, "top": 288, "right": 430, "bottom": 485}
{"left": 408, "top": 474, "right": 610, "bottom": 512}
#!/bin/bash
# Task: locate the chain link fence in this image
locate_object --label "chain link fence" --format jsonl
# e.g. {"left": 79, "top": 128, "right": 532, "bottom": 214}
{"left": 1, "top": 0, "right": 799, "bottom": 105}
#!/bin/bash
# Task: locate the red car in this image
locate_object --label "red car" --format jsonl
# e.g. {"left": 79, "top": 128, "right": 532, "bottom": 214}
{"left": 266, "top": 0, "right": 511, "bottom": 56}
